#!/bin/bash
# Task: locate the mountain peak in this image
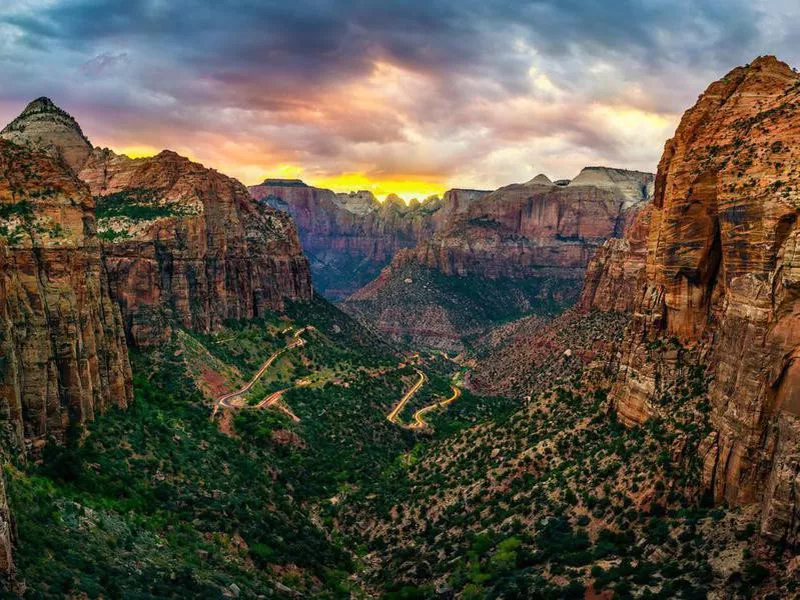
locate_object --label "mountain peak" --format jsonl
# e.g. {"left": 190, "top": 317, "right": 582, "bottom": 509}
{"left": 525, "top": 173, "right": 554, "bottom": 186}
{"left": 1, "top": 97, "right": 92, "bottom": 171}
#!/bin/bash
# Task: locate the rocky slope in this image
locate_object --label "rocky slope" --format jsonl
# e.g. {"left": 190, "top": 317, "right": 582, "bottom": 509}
{"left": 609, "top": 56, "right": 800, "bottom": 547}
{"left": 342, "top": 168, "right": 654, "bottom": 350}
{"left": 248, "top": 179, "right": 488, "bottom": 299}
{"left": 3, "top": 100, "right": 313, "bottom": 347}
{"left": 577, "top": 201, "right": 652, "bottom": 312}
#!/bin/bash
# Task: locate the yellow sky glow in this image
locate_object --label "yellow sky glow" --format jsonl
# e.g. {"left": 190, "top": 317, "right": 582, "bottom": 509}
{"left": 310, "top": 172, "right": 447, "bottom": 202}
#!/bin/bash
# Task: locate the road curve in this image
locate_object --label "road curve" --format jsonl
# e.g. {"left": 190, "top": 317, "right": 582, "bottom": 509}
{"left": 214, "top": 327, "right": 307, "bottom": 412}
{"left": 409, "top": 385, "right": 461, "bottom": 429}
{"left": 387, "top": 369, "right": 427, "bottom": 424}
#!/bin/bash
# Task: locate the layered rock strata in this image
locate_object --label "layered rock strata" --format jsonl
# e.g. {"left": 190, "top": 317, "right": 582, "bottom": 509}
{"left": 2, "top": 100, "right": 313, "bottom": 347}
{"left": 0, "top": 139, "right": 132, "bottom": 451}
{"left": 248, "top": 179, "right": 489, "bottom": 300}
{"left": 610, "top": 56, "right": 800, "bottom": 546}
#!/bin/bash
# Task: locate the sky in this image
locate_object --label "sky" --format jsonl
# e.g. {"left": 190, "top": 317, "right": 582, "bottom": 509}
{"left": 1, "top": 1, "right": 799, "bottom": 200}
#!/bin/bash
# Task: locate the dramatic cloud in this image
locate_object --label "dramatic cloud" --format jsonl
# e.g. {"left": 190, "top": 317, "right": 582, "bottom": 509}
{"left": 0, "top": 0, "right": 798, "bottom": 197}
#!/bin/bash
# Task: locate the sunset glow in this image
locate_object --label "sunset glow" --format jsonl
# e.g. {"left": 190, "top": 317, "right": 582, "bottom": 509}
{"left": 2, "top": 1, "right": 797, "bottom": 194}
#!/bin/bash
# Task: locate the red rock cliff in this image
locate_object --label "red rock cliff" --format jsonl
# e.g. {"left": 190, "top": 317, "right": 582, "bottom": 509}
{"left": 2, "top": 99, "right": 313, "bottom": 347}
{"left": 391, "top": 170, "right": 652, "bottom": 280}
{"left": 81, "top": 151, "right": 313, "bottom": 347}
{"left": 0, "top": 140, "right": 132, "bottom": 452}
{"left": 578, "top": 202, "right": 652, "bottom": 312}
{"left": 248, "top": 180, "right": 481, "bottom": 300}
{"left": 610, "top": 56, "right": 800, "bottom": 546}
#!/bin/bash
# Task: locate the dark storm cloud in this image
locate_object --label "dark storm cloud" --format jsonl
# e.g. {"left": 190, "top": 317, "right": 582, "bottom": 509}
{"left": 0, "top": 0, "right": 796, "bottom": 190}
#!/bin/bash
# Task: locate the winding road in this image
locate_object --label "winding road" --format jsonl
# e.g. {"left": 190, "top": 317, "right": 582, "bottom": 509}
{"left": 387, "top": 369, "right": 462, "bottom": 428}
{"left": 409, "top": 385, "right": 461, "bottom": 429}
{"left": 387, "top": 369, "right": 427, "bottom": 424}
{"left": 214, "top": 327, "right": 307, "bottom": 413}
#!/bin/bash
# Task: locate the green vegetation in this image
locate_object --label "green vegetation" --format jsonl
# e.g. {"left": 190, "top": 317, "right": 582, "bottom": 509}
{"left": 95, "top": 188, "right": 198, "bottom": 223}
{"left": 6, "top": 300, "right": 789, "bottom": 598}
{"left": 8, "top": 368, "right": 354, "bottom": 598}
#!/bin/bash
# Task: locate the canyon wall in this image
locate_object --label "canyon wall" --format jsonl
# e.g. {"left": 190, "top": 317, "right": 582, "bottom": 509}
{"left": 0, "top": 139, "right": 134, "bottom": 578}
{"left": 81, "top": 152, "right": 313, "bottom": 347}
{"left": 578, "top": 202, "right": 652, "bottom": 312}
{"left": 3, "top": 100, "right": 313, "bottom": 347}
{"left": 610, "top": 56, "right": 800, "bottom": 546}
{"left": 342, "top": 170, "right": 653, "bottom": 350}
{"left": 248, "top": 179, "right": 488, "bottom": 299}
{"left": 0, "top": 140, "right": 132, "bottom": 452}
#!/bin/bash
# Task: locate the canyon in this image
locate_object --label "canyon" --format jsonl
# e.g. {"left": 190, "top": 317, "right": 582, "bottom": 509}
{"left": 341, "top": 169, "right": 654, "bottom": 350}
{"left": 0, "top": 54, "right": 798, "bottom": 596}
{"left": 249, "top": 179, "right": 489, "bottom": 299}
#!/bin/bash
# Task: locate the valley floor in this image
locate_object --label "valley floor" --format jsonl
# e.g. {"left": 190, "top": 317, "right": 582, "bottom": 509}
{"left": 5, "top": 302, "right": 796, "bottom": 598}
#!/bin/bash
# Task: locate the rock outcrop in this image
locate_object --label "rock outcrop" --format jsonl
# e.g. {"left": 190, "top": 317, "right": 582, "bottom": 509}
{"left": 249, "top": 180, "right": 483, "bottom": 300}
{"left": 79, "top": 151, "right": 313, "bottom": 347}
{"left": 610, "top": 56, "right": 800, "bottom": 546}
{"left": 578, "top": 202, "right": 652, "bottom": 312}
{"left": 0, "top": 139, "right": 132, "bottom": 451}
{"left": 3, "top": 100, "right": 313, "bottom": 347}
{"left": 342, "top": 168, "right": 653, "bottom": 349}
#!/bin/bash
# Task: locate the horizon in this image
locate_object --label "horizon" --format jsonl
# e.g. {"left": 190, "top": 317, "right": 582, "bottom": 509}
{"left": 2, "top": 94, "right": 658, "bottom": 204}
{"left": 4, "top": 2, "right": 800, "bottom": 200}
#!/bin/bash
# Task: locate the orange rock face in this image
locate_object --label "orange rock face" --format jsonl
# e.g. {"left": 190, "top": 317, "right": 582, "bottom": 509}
{"left": 390, "top": 172, "right": 651, "bottom": 280}
{"left": 248, "top": 180, "right": 485, "bottom": 300}
{"left": 2, "top": 99, "right": 314, "bottom": 348}
{"left": 610, "top": 56, "right": 800, "bottom": 545}
{"left": 0, "top": 140, "right": 132, "bottom": 450}
{"left": 578, "top": 203, "right": 652, "bottom": 312}
{"left": 81, "top": 152, "right": 313, "bottom": 347}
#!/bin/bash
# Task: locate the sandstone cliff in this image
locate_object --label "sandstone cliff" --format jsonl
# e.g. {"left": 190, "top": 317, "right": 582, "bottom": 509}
{"left": 0, "top": 139, "right": 133, "bottom": 577}
{"left": 0, "top": 139, "right": 132, "bottom": 451}
{"left": 342, "top": 168, "right": 653, "bottom": 350}
{"left": 3, "top": 100, "right": 313, "bottom": 347}
{"left": 610, "top": 56, "right": 800, "bottom": 546}
{"left": 578, "top": 202, "right": 652, "bottom": 312}
{"left": 248, "top": 179, "right": 484, "bottom": 300}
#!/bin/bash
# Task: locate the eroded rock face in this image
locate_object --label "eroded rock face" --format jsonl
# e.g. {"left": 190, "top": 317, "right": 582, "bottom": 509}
{"left": 610, "top": 56, "right": 800, "bottom": 546}
{"left": 2, "top": 100, "right": 314, "bottom": 348}
{"left": 248, "top": 180, "right": 481, "bottom": 300}
{"left": 0, "top": 140, "right": 132, "bottom": 453}
{"left": 578, "top": 203, "right": 652, "bottom": 312}
{"left": 80, "top": 151, "right": 313, "bottom": 347}
{"left": 399, "top": 173, "right": 652, "bottom": 279}
{"left": 342, "top": 169, "right": 653, "bottom": 349}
